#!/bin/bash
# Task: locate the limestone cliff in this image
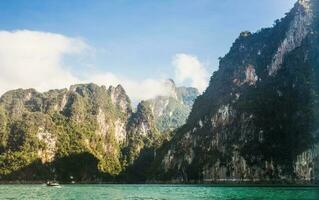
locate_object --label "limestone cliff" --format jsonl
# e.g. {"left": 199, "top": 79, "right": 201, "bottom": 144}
{"left": 122, "top": 80, "right": 198, "bottom": 165}
{"left": 145, "top": 80, "right": 199, "bottom": 133}
{"left": 0, "top": 83, "right": 128, "bottom": 181}
{"left": 0, "top": 80, "right": 198, "bottom": 182}
{"left": 153, "top": 0, "right": 319, "bottom": 184}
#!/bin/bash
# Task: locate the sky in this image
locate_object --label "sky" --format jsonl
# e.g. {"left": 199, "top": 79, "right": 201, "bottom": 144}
{"left": 0, "top": 0, "right": 296, "bottom": 102}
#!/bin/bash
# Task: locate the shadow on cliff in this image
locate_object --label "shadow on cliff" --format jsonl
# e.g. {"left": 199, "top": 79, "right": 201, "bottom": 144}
{"left": 0, "top": 152, "right": 115, "bottom": 183}
{"left": 117, "top": 147, "right": 156, "bottom": 183}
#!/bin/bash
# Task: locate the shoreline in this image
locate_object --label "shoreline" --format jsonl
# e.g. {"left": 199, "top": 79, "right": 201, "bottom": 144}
{"left": 0, "top": 181, "right": 318, "bottom": 187}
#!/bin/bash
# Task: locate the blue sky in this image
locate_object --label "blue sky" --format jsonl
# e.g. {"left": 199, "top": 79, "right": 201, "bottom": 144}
{"left": 0, "top": 0, "right": 296, "bottom": 100}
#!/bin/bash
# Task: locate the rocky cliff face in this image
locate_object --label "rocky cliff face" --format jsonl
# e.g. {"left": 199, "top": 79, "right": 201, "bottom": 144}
{"left": 154, "top": 0, "right": 319, "bottom": 183}
{"left": 122, "top": 80, "right": 198, "bottom": 166}
{"left": 107, "top": 85, "right": 132, "bottom": 115}
{"left": 123, "top": 101, "right": 160, "bottom": 165}
{"left": 0, "top": 84, "right": 128, "bottom": 181}
{"left": 144, "top": 80, "right": 199, "bottom": 133}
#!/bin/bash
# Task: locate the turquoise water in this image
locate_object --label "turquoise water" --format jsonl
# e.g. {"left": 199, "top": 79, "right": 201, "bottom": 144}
{"left": 0, "top": 184, "right": 318, "bottom": 200}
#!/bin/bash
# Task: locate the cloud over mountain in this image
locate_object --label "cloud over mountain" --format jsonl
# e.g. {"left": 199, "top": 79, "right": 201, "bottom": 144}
{"left": 0, "top": 30, "right": 85, "bottom": 94}
{"left": 173, "top": 53, "right": 209, "bottom": 92}
{"left": 0, "top": 30, "right": 207, "bottom": 102}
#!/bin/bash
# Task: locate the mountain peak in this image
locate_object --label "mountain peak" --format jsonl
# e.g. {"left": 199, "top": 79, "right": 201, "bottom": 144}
{"left": 164, "top": 79, "right": 176, "bottom": 90}
{"left": 69, "top": 83, "right": 101, "bottom": 95}
{"left": 115, "top": 84, "right": 125, "bottom": 92}
{"left": 154, "top": 0, "right": 319, "bottom": 183}
{"left": 108, "top": 84, "right": 132, "bottom": 114}
{"left": 298, "top": 0, "right": 311, "bottom": 8}
{"left": 268, "top": 0, "right": 314, "bottom": 75}
{"left": 297, "top": 0, "right": 318, "bottom": 13}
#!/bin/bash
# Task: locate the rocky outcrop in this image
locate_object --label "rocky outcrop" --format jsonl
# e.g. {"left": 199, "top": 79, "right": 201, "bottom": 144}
{"left": 269, "top": 0, "right": 314, "bottom": 75}
{"left": 37, "top": 127, "right": 57, "bottom": 163}
{"left": 0, "top": 83, "right": 126, "bottom": 178}
{"left": 127, "top": 101, "right": 158, "bottom": 138}
{"left": 120, "top": 80, "right": 199, "bottom": 165}
{"left": 294, "top": 145, "right": 319, "bottom": 181}
{"left": 122, "top": 101, "right": 159, "bottom": 165}
{"left": 144, "top": 80, "right": 199, "bottom": 132}
{"left": 108, "top": 85, "right": 132, "bottom": 115}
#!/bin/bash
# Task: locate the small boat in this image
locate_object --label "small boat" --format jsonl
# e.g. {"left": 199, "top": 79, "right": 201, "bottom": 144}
{"left": 46, "top": 181, "right": 60, "bottom": 187}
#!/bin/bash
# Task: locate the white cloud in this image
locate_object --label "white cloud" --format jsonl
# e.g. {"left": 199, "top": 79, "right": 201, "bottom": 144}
{"left": 85, "top": 73, "right": 171, "bottom": 103}
{"left": 0, "top": 30, "right": 88, "bottom": 94}
{"left": 0, "top": 30, "right": 172, "bottom": 103}
{"left": 173, "top": 53, "right": 209, "bottom": 92}
{"left": 0, "top": 30, "right": 207, "bottom": 104}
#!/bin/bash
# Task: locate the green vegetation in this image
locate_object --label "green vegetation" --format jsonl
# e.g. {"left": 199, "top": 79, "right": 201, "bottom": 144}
{"left": 0, "top": 81, "right": 196, "bottom": 182}
{"left": 0, "top": 84, "right": 125, "bottom": 181}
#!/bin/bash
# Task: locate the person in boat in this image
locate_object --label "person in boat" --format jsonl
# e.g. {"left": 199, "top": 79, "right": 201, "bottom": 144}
{"left": 46, "top": 181, "right": 60, "bottom": 186}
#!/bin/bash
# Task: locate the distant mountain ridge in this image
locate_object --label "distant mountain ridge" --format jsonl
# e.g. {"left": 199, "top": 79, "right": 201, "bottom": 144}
{"left": 0, "top": 80, "right": 198, "bottom": 182}
{"left": 143, "top": 79, "right": 199, "bottom": 133}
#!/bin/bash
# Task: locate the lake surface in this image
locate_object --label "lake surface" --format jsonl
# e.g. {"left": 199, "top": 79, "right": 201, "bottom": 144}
{"left": 0, "top": 184, "right": 318, "bottom": 200}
